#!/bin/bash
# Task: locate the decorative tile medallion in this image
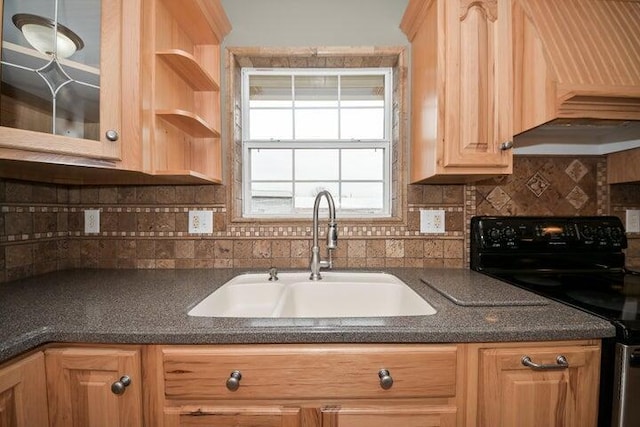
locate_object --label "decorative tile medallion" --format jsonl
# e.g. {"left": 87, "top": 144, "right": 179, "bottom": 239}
{"left": 486, "top": 187, "right": 511, "bottom": 211}
{"left": 566, "top": 186, "right": 589, "bottom": 210}
{"left": 526, "top": 172, "right": 550, "bottom": 197}
{"left": 565, "top": 159, "right": 589, "bottom": 183}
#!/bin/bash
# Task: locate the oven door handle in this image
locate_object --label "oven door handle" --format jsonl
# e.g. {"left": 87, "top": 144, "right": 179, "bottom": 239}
{"left": 521, "top": 355, "right": 569, "bottom": 370}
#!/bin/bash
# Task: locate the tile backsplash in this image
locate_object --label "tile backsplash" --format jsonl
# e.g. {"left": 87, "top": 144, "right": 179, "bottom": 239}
{"left": 1, "top": 155, "right": 639, "bottom": 283}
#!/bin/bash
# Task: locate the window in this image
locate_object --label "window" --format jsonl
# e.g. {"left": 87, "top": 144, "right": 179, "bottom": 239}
{"left": 242, "top": 68, "right": 392, "bottom": 218}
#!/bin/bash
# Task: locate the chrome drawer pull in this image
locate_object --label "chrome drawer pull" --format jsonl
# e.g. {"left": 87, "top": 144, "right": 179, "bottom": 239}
{"left": 226, "top": 370, "right": 242, "bottom": 391}
{"left": 378, "top": 369, "right": 394, "bottom": 389}
{"left": 521, "top": 355, "right": 569, "bottom": 370}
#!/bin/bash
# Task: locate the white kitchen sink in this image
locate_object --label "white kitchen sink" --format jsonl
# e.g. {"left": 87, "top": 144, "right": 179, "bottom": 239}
{"left": 188, "top": 271, "right": 436, "bottom": 318}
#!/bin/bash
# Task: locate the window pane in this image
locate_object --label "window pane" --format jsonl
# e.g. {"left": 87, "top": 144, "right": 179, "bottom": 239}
{"left": 340, "top": 108, "right": 384, "bottom": 140}
{"left": 341, "top": 149, "right": 384, "bottom": 180}
{"left": 250, "top": 182, "right": 293, "bottom": 214}
{"left": 242, "top": 69, "right": 392, "bottom": 218}
{"left": 294, "top": 182, "right": 340, "bottom": 209}
{"left": 251, "top": 149, "right": 292, "bottom": 181}
{"left": 341, "top": 183, "right": 384, "bottom": 210}
{"left": 295, "top": 149, "right": 339, "bottom": 181}
{"left": 295, "top": 109, "right": 338, "bottom": 139}
{"left": 295, "top": 75, "right": 338, "bottom": 107}
{"left": 249, "top": 75, "right": 292, "bottom": 107}
{"left": 249, "top": 109, "right": 293, "bottom": 140}
{"left": 341, "top": 75, "right": 384, "bottom": 107}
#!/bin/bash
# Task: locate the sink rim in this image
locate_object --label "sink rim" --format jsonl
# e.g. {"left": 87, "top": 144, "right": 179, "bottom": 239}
{"left": 188, "top": 271, "right": 437, "bottom": 318}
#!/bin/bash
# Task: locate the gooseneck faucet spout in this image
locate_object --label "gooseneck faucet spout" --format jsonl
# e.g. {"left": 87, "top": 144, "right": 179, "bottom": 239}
{"left": 309, "top": 190, "right": 338, "bottom": 280}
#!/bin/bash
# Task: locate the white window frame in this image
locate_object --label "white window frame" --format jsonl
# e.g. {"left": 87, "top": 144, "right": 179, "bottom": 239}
{"left": 241, "top": 67, "right": 392, "bottom": 219}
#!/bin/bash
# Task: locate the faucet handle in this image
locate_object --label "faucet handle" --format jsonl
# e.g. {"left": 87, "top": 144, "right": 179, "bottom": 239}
{"left": 268, "top": 267, "right": 278, "bottom": 281}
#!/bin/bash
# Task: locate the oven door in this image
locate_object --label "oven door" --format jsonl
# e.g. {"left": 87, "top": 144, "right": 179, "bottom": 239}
{"left": 613, "top": 343, "right": 640, "bottom": 427}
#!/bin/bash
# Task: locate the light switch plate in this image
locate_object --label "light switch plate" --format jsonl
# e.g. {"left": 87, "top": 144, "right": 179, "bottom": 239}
{"left": 420, "top": 209, "right": 445, "bottom": 233}
{"left": 84, "top": 209, "right": 100, "bottom": 234}
{"left": 188, "top": 210, "right": 213, "bottom": 234}
{"left": 626, "top": 209, "right": 640, "bottom": 233}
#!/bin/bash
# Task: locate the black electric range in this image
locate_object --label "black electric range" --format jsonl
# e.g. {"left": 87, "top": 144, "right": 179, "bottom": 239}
{"left": 470, "top": 215, "right": 639, "bottom": 427}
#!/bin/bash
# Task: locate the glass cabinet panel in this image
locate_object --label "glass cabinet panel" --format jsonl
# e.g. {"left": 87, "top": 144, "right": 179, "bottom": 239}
{"left": 1, "top": 0, "right": 101, "bottom": 140}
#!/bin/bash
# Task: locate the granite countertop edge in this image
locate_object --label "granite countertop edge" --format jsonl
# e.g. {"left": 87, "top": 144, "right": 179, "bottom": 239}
{"left": 0, "top": 268, "right": 616, "bottom": 364}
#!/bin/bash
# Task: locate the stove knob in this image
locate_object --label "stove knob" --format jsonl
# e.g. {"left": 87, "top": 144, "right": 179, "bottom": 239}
{"left": 503, "top": 226, "right": 516, "bottom": 240}
{"left": 488, "top": 228, "right": 502, "bottom": 242}
{"left": 596, "top": 227, "right": 606, "bottom": 238}
{"left": 581, "top": 226, "right": 594, "bottom": 240}
{"left": 610, "top": 227, "right": 623, "bottom": 241}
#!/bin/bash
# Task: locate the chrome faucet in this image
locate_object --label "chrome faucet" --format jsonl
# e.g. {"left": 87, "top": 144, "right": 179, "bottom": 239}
{"left": 309, "top": 190, "right": 338, "bottom": 280}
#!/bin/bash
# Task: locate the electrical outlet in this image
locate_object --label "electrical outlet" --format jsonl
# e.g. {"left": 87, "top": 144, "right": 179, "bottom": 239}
{"left": 84, "top": 209, "right": 100, "bottom": 234}
{"left": 420, "top": 209, "right": 445, "bottom": 233}
{"left": 188, "top": 210, "right": 213, "bottom": 234}
{"left": 626, "top": 209, "right": 640, "bottom": 233}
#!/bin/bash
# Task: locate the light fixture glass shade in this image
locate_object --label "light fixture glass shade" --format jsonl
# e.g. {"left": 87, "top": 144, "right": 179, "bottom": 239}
{"left": 12, "top": 14, "right": 84, "bottom": 59}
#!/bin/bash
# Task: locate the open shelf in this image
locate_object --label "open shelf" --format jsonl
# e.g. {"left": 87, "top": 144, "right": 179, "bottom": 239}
{"left": 156, "top": 110, "right": 220, "bottom": 138}
{"left": 157, "top": 50, "right": 219, "bottom": 91}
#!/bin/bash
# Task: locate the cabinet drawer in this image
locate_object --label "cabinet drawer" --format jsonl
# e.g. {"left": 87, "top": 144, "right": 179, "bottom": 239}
{"left": 162, "top": 344, "right": 458, "bottom": 400}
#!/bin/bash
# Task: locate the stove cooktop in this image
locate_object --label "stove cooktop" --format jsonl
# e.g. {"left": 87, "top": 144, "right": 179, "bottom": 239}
{"left": 470, "top": 215, "right": 639, "bottom": 343}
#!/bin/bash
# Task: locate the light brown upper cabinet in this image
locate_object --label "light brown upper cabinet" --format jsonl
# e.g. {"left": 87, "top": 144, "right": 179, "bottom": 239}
{"left": 608, "top": 146, "right": 640, "bottom": 184}
{"left": 401, "top": 0, "right": 513, "bottom": 184}
{"left": 0, "top": 0, "right": 137, "bottom": 166}
{"left": 139, "top": 0, "right": 230, "bottom": 183}
{"left": 512, "top": 0, "right": 640, "bottom": 137}
{"left": 0, "top": 0, "right": 230, "bottom": 185}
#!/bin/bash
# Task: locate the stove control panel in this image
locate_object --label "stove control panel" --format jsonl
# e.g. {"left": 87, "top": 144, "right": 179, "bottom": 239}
{"left": 471, "top": 216, "right": 627, "bottom": 251}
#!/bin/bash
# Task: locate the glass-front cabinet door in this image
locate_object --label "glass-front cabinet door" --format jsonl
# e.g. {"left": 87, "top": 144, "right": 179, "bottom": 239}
{"left": 0, "top": 0, "right": 123, "bottom": 161}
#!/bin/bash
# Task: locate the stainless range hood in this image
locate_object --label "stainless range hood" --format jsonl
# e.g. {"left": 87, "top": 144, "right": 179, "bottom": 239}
{"left": 512, "top": 0, "right": 640, "bottom": 154}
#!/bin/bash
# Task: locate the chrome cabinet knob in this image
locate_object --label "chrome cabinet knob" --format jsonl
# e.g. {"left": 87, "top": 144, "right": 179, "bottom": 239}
{"left": 111, "top": 375, "right": 131, "bottom": 395}
{"left": 378, "top": 369, "right": 393, "bottom": 390}
{"left": 105, "top": 130, "right": 119, "bottom": 141}
{"left": 226, "top": 370, "right": 242, "bottom": 391}
{"left": 500, "top": 140, "right": 514, "bottom": 150}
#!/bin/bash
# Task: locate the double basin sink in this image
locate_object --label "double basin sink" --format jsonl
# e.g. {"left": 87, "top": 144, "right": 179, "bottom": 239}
{"left": 188, "top": 271, "right": 437, "bottom": 318}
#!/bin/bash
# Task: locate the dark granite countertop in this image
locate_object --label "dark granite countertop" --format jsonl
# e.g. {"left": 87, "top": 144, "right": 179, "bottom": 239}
{"left": 0, "top": 268, "right": 615, "bottom": 363}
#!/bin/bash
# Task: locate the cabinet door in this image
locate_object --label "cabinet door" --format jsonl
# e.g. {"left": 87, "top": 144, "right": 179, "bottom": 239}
{"left": 321, "top": 406, "right": 456, "bottom": 427}
{"left": 45, "top": 347, "right": 142, "bottom": 427}
{"left": 0, "top": 352, "right": 49, "bottom": 427}
{"left": 163, "top": 406, "right": 301, "bottom": 427}
{"left": 0, "top": 0, "right": 139, "bottom": 161}
{"left": 478, "top": 345, "right": 600, "bottom": 427}
{"left": 443, "top": 0, "right": 512, "bottom": 171}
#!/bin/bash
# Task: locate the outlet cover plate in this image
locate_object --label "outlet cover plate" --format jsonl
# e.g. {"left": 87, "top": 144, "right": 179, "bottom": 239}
{"left": 626, "top": 209, "right": 640, "bottom": 233}
{"left": 189, "top": 210, "right": 213, "bottom": 234}
{"left": 84, "top": 209, "right": 100, "bottom": 234}
{"left": 420, "top": 209, "right": 445, "bottom": 233}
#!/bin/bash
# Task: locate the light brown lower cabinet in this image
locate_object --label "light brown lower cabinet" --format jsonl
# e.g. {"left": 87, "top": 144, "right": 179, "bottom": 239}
{"left": 0, "top": 352, "right": 49, "bottom": 427}
{"left": 163, "top": 405, "right": 457, "bottom": 427}
{"left": 0, "top": 340, "right": 602, "bottom": 427}
{"left": 466, "top": 340, "right": 601, "bottom": 427}
{"left": 148, "top": 344, "right": 462, "bottom": 427}
{"left": 45, "top": 346, "right": 143, "bottom": 427}
{"left": 320, "top": 405, "right": 457, "bottom": 427}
